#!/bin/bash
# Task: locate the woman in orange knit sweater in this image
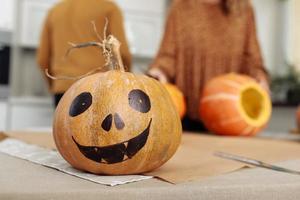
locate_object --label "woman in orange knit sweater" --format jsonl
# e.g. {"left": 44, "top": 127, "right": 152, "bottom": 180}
{"left": 148, "top": 0, "right": 269, "bottom": 131}
{"left": 37, "top": 0, "right": 131, "bottom": 106}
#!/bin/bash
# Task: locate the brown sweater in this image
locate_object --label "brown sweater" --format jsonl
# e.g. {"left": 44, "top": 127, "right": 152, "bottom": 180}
{"left": 151, "top": 0, "right": 268, "bottom": 121}
{"left": 37, "top": 0, "right": 131, "bottom": 94}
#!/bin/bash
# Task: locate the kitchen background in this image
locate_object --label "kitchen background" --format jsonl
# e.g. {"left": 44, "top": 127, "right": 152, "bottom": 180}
{"left": 0, "top": 0, "right": 299, "bottom": 133}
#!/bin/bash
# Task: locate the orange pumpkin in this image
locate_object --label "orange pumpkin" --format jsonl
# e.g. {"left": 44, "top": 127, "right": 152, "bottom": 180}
{"left": 53, "top": 36, "right": 182, "bottom": 175}
{"left": 164, "top": 84, "right": 186, "bottom": 119}
{"left": 296, "top": 106, "right": 300, "bottom": 130}
{"left": 199, "top": 73, "right": 271, "bottom": 136}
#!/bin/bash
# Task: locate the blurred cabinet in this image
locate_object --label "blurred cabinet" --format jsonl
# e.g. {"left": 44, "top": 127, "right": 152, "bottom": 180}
{"left": 19, "top": 0, "right": 59, "bottom": 48}
{"left": 0, "top": 46, "right": 10, "bottom": 85}
{"left": 10, "top": 0, "right": 168, "bottom": 97}
{"left": 121, "top": 12, "right": 164, "bottom": 58}
{"left": 0, "top": 0, "right": 14, "bottom": 93}
{"left": 16, "top": 0, "right": 167, "bottom": 57}
{"left": 8, "top": 97, "right": 53, "bottom": 130}
{"left": 115, "top": 0, "right": 167, "bottom": 57}
{"left": 10, "top": 0, "right": 59, "bottom": 97}
{"left": 0, "top": 101, "right": 8, "bottom": 131}
{"left": 0, "top": 0, "right": 15, "bottom": 31}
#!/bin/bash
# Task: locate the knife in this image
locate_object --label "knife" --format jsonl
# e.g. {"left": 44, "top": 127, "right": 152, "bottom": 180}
{"left": 214, "top": 151, "right": 300, "bottom": 175}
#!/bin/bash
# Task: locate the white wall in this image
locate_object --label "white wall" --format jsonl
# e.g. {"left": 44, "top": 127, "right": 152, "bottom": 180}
{"left": 115, "top": 0, "right": 166, "bottom": 13}
{"left": 0, "top": 0, "right": 15, "bottom": 31}
{"left": 289, "top": 0, "right": 300, "bottom": 72}
{"left": 252, "top": 0, "right": 290, "bottom": 75}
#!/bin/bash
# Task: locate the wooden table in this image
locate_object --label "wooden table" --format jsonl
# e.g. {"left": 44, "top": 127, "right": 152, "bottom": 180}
{"left": 1, "top": 152, "right": 300, "bottom": 200}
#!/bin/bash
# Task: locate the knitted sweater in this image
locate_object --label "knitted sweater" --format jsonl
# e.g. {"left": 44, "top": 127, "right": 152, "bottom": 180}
{"left": 37, "top": 0, "right": 131, "bottom": 93}
{"left": 151, "top": 0, "right": 268, "bottom": 121}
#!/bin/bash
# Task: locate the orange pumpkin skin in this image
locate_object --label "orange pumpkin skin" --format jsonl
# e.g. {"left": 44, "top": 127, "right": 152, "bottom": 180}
{"left": 199, "top": 73, "right": 272, "bottom": 136}
{"left": 296, "top": 106, "right": 300, "bottom": 130}
{"left": 53, "top": 70, "right": 182, "bottom": 175}
{"left": 164, "top": 84, "right": 186, "bottom": 119}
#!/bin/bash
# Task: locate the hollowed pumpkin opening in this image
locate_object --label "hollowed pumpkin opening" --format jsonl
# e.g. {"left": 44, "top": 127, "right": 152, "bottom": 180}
{"left": 239, "top": 85, "right": 271, "bottom": 127}
{"left": 241, "top": 88, "right": 263, "bottom": 120}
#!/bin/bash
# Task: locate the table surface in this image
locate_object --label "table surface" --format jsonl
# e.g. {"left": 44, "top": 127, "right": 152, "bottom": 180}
{"left": 1, "top": 153, "right": 300, "bottom": 200}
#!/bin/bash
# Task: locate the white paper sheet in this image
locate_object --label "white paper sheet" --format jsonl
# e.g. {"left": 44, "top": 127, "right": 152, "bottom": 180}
{"left": 0, "top": 138, "right": 152, "bottom": 186}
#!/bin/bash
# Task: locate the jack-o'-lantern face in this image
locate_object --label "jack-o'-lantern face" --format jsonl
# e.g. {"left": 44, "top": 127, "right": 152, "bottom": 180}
{"left": 70, "top": 89, "right": 152, "bottom": 164}
{"left": 53, "top": 71, "right": 182, "bottom": 175}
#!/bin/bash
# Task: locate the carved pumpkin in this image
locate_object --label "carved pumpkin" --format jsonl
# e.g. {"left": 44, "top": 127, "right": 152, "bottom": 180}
{"left": 199, "top": 73, "right": 271, "bottom": 136}
{"left": 53, "top": 36, "right": 182, "bottom": 175}
{"left": 164, "top": 84, "right": 186, "bottom": 119}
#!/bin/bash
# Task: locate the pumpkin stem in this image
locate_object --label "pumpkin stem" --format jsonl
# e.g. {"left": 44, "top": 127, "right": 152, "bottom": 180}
{"left": 45, "top": 19, "right": 126, "bottom": 81}
{"left": 45, "top": 67, "right": 103, "bottom": 80}
{"left": 105, "top": 35, "right": 125, "bottom": 72}
{"left": 65, "top": 42, "right": 103, "bottom": 59}
{"left": 91, "top": 20, "right": 103, "bottom": 41}
{"left": 65, "top": 18, "right": 125, "bottom": 72}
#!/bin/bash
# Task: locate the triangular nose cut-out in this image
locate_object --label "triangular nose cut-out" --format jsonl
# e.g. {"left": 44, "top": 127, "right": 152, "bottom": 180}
{"left": 114, "top": 113, "right": 125, "bottom": 130}
{"left": 101, "top": 114, "right": 113, "bottom": 132}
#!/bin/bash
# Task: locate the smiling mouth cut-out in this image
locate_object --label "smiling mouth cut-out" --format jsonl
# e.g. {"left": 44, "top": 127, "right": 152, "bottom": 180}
{"left": 72, "top": 119, "right": 152, "bottom": 164}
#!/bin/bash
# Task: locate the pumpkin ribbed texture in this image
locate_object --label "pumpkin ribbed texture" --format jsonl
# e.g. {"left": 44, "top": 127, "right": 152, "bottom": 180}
{"left": 53, "top": 70, "right": 182, "bottom": 174}
{"left": 164, "top": 84, "right": 186, "bottom": 119}
{"left": 199, "top": 73, "right": 271, "bottom": 136}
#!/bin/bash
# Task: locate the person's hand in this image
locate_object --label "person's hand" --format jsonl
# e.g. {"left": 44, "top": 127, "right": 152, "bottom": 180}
{"left": 147, "top": 68, "right": 168, "bottom": 83}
